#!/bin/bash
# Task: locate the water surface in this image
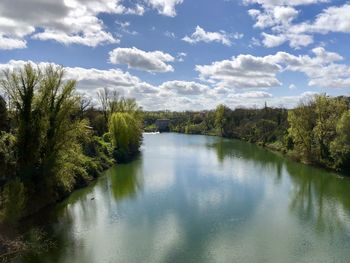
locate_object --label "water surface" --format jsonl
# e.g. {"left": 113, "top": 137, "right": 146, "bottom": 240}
{"left": 14, "top": 133, "right": 350, "bottom": 263}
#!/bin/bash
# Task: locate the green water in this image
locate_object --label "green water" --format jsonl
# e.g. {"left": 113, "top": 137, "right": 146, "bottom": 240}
{"left": 12, "top": 133, "right": 350, "bottom": 262}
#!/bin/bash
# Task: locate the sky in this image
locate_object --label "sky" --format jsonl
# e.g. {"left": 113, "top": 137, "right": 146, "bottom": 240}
{"left": 1, "top": 0, "right": 350, "bottom": 110}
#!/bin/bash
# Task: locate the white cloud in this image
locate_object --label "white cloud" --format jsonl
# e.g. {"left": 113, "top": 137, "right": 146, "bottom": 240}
{"left": 0, "top": 0, "right": 145, "bottom": 49}
{"left": 0, "top": 35, "right": 27, "bottom": 49}
{"left": 0, "top": 59, "right": 158, "bottom": 100}
{"left": 196, "top": 47, "right": 350, "bottom": 89}
{"left": 1, "top": 49, "right": 348, "bottom": 112}
{"left": 292, "top": 4, "right": 350, "bottom": 34}
{"left": 231, "top": 91, "right": 273, "bottom": 98}
{"left": 108, "top": 47, "right": 175, "bottom": 73}
{"left": 289, "top": 84, "right": 297, "bottom": 89}
{"left": 115, "top": 21, "right": 138, "bottom": 35}
{"left": 177, "top": 52, "right": 187, "bottom": 62}
{"left": 164, "top": 31, "right": 176, "bottom": 38}
{"left": 183, "top": 26, "right": 234, "bottom": 46}
{"left": 249, "top": 37, "right": 261, "bottom": 47}
{"left": 160, "top": 81, "right": 210, "bottom": 95}
{"left": 248, "top": 6, "right": 298, "bottom": 29}
{"left": 247, "top": 2, "right": 350, "bottom": 49}
{"left": 196, "top": 54, "right": 282, "bottom": 89}
{"left": 145, "top": 0, "right": 183, "bottom": 17}
{"left": 0, "top": 60, "right": 277, "bottom": 111}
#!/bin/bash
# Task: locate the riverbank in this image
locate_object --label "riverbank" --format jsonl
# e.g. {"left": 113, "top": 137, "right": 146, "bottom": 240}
{"left": 143, "top": 96, "right": 350, "bottom": 174}
{"left": 6, "top": 133, "right": 350, "bottom": 263}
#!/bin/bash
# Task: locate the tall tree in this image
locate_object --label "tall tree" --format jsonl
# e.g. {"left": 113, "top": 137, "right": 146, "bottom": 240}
{"left": 288, "top": 99, "right": 316, "bottom": 163}
{"left": 214, "top": 104, "right": 229, "bottom": 136}
{"left": 0, "top": 64, "right": 42, "bottom": 179}
{"left": 313, "top": 95, "right": 348, "bottom": 165}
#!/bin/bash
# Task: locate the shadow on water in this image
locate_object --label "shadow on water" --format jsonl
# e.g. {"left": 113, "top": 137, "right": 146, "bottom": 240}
{"left": 6, "top": 158, "right": 144, "bottom": 263}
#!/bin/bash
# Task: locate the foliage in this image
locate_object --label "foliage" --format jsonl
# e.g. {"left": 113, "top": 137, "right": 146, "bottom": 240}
{"left": 0, "top": 179, "right": 26, "bottom": 222}
{"left": 288, "top": 99, "right": 316, "bottom": 162}
{"left": 144, "top": 95, "right": 350, "bottom": 172}
{"left": 288, "top": 95, "right": 349, "bottom": 168}
{"left": 214, "top": 104, "right": 230, "bottom": 136}
{"left": 0, "top": 96, "right": 7, "bottom": 131}
{"left": 0, "top": 64, "right": 119, "bottom": 221}
{"left": 109, "top": 112, "right": 142, "bottom": 162}
{"left": 330, "top": 110, "right": 350, "bottom": 170}
{"left": 0, "top": 132, "right": 16, "bottom": 180}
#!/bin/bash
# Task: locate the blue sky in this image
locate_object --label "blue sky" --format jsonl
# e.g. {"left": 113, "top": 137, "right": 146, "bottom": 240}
{"left": 1, "top": 0, "right": 350, "bottom": 110}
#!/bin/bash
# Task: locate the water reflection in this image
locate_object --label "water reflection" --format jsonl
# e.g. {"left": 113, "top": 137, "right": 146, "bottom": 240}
{"left": 9, "top": 133, "right": 350, "bottom": 263}
{"left": 208, "top": 137, "right": 350, "bottom": 235}
{"left": 108, "top": 158, "right": 143, "bottom": 201}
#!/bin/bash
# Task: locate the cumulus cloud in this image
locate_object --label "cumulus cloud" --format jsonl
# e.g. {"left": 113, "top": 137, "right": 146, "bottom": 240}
{"left": 0, "top": 0, "right": 148, "bottom": 49}
{"left": 108, "top": 47, "right": 175, "bottom": 73}
{"left": 145, "top": 0, "right": 183, "bottom": 17}
{"left": 247, "top": 1, "right": 350, "bottom": 49}
{"left": 291, "top": 4, "right": 350, "bottom": 34}
{"left": 1, "top": 48, "right": 348, "bottom": 111}
{"left": 183, "top": 26, "right": 235, "bottom": 46}
{"left": 249, "top": 6, "right": 299, "bottom": 29}
{"left": 196, "top": 47, "right": 350, "bottom": 89}
{"left": 0, "top": 59, "right": 158, "bottom": 101}
{"left": 196, "top": 54, "right": 282, "bottom": 89}
{"left": 0, "top": 59, "right": 280, "bottom": 111}
{"left": 0, "top": 0, "right": 190, "bottom": 49}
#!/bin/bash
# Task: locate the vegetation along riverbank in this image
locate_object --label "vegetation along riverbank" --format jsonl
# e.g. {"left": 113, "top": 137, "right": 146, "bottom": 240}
{"left": 144, "top": 95, "right": 350, "bottom": 174}
{"left": 0, "top": 64, "right": 143, "bottom": 224}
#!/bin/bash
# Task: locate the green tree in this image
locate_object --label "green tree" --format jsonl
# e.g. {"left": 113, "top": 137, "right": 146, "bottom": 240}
{"left": 288, "top": 99, "right": 316, "bottom": 163}
{"left": 109, "top": 112, "right": 142, "bottom": 162}
{"left": 0, "top": 64, "right": 93, "bottom": 192}
{"left": 215, "top": 104, "right": 229, "bottom": 136}
{"left": 0, "top": 64, "right": 43, "bottom": 179}
{"left": 330, "top": 110, "right": 350, "bottom": 170}
{"left": 313, "top": 95, "right": 348, "bottom": 165}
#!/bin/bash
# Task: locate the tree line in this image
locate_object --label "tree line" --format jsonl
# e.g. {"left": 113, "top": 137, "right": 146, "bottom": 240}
{"left": 0, "top": 64, "right": 142, "bottom": 222}
{"left": 143, "top": 95, "right": 350, "bottom": 172}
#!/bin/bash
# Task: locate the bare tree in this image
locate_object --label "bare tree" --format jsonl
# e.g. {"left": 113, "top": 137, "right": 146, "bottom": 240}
{"left": 97, "top": 87, "right": 120, "bottom": 123}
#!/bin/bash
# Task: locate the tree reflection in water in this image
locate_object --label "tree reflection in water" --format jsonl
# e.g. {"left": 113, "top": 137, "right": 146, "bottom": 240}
{"left": 108, "top": 157, "right": 144, "bottom": 202}
{"left": 208, "top": 137, "right": 350, "bottom": 234}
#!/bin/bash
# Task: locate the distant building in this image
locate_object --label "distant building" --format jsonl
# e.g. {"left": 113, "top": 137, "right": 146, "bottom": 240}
{"left": 155, "top": 119, "right": 170, "bottom": 132}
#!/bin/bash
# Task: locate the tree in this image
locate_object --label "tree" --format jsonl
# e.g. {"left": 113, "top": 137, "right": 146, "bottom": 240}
{"left": 288, "top": 99, "right": 316, "bottom": 163}
{"left": 215, "top": 104, "right": 230, "bottom": 136}
{"left": 0, "top": 64, "right": 43, "bottom": 179}
{"left": 313, "top": 95, "right": 348, "bottom": 165}
{"left": 38, "top": 65, "right": 87, "bottom": 185}
{"left": 0, "top": 64, "right": 93, "bottom": 192}
{"left": 109, "top": 112, "right": 142, "bottom": 162}
{"left": 97, "top": 87, "right": 120, "bottom": 125}
{"left": 330, "top": 110, "right": 350, "bottom": 170}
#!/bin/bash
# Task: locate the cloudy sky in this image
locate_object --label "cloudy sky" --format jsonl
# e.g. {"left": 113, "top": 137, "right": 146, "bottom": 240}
{"left": 1, "top": 0, "right": 350, "bottom": 110}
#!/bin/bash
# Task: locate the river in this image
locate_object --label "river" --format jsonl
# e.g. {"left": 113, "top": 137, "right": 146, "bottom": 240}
{"left": 11, "top": 133, "right": 350, "bottom": 263}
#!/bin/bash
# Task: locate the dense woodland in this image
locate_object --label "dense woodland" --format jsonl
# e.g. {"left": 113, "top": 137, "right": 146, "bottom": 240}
{"left": 144, "top": 95, "right": 350, "bottom": 173}
{"left": 0, "top": 64, "right": 142, "bottom": 222}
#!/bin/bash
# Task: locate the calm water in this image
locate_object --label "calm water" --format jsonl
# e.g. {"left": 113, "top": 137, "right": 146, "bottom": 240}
{"left": 13, "top": 133, "right": 350, "bottom": 263}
